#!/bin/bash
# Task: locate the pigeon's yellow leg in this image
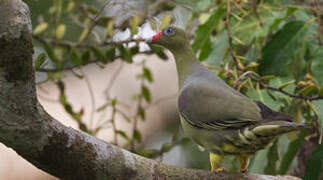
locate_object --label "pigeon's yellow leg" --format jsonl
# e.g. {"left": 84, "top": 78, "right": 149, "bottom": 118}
{"left": 237, "top": 155, "right": 251, "bottom": 173}
{"left": 209, "top": 152, "right": 223, "bottom": 172}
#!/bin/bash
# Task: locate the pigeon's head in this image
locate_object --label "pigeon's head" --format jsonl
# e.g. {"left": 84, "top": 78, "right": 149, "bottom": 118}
{"left": 146, "top": 26, "right": 189, "bottom": 52}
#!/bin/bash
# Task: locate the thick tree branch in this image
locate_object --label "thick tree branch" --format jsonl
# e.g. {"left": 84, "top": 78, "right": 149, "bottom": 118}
{"left": 0, "top": 0, "right": 301, "bottom": 179}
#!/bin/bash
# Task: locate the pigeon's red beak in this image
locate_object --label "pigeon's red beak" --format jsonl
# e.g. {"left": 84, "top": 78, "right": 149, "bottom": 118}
{"left": 146, "top": 31, "right": 162, "bottom": 43}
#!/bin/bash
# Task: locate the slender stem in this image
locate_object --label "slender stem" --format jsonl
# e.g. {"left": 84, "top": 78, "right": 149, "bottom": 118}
{"left": 80, "top": 67, "right": 96, "bottom": 129}
{"left": 33, "top": 35, "right": 145, "bottom": 49}
{"left": 111, "top": 102, "right": 118, "bottom": 145}
{"left": 226, "top": 0, "right": 244, "bottom": 71}
{"left": 313, "top": 0, "right": 323, "bottom": 45}
{"left": 105, "top": 61, "right": 124, "bottom": 96}
{"left": 130, "top": 80, "right": 144, "bottom": 151}
{"left": 36, "top": 51, "right": 154, "bottom": 73}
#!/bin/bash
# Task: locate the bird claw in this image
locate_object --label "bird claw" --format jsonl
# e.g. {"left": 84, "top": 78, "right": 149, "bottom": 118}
{"left": 212, "top": 167, "right": 224, "bottom": 173}
{"left": 240, "top": 169, "right": 248, "bottom": 173}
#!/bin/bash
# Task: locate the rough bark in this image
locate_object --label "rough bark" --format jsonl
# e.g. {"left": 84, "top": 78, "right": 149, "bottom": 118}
{"left": 0, "top": 0, "right": 301, "bottom": 179}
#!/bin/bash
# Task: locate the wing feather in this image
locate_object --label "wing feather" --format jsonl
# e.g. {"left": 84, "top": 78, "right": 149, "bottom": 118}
{"left": 178, "top": 78, "right": 261, "bottom": 130}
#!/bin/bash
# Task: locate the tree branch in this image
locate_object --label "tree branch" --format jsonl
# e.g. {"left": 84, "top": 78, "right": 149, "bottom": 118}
{"left": 0, "top": 0, "right": 301, "bottom": 179}
{"left": 35, "top": 51, "right": 153, "bottom": 73}
{"left": 33, "top": 34, "right": 145, "bottom": 49}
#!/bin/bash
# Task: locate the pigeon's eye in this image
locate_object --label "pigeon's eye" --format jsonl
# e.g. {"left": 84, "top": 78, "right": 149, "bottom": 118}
{"left": 164, "top": 27, "right": 175, "bottom": 36}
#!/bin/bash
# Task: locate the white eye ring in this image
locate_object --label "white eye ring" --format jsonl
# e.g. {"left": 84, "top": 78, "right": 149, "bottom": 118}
{"left": 164, "top": 27, "right": 175, "bottom": 36}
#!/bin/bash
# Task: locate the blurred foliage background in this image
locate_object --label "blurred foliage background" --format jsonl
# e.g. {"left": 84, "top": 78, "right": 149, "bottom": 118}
{"left": 23, "top": 0, "right": 323, "bottom": 179}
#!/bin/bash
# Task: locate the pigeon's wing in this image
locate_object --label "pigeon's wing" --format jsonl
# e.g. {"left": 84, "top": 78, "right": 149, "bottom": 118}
{"left": 254, "top": 101, "right": 293, "bottom": 122}
{"left": 178, "top": 78, "right": 292, "bottom": 130}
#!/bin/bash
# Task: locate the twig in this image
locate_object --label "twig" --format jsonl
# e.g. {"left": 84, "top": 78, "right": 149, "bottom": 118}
{"left": 130, "top": 79, "right": 144, "bottom": 151}
{"left": 77, "top": 0, "right": 113, "bottom": 44}
{"left": 111, "top": 101, "right": 118, "bottom": 145}
{"left": 36, "top": 50, "right": 154, "bottom": 73}
{"left": 105, "top": 60, "right": 124, "bottom": 96}
{"left": 251, "top": 0, "right": 263, "bottom": 27}
{"left": 313, "top": 0, "right": 323, "bottom": 45}
{"left": 226, "top": 0, "right": 244, "bottom": 71}
{"left": 80, "top": 67, "right": 96, "bottom": 129}
{"left": 233, "top": 71, "right": 258, "bottom": 88}
{"left": 33, "top": 35, "right": 145, "bottom": 49}
{"left": 248, "top": 74, "right": 323, "bottom": 100}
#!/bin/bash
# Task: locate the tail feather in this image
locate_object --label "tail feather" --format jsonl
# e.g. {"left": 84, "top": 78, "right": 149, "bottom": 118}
{"left": 238, "top": 121, "right": 310, "bottom": 152}
{"left": 255, "top": 101, "right": 294, "bottom": 122}
{"left": 252, "top": 121, "right": 310, "bottom": 137}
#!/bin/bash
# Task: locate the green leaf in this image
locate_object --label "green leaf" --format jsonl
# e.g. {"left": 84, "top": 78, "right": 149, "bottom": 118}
{"left": 111, "top": 98, "right": 117, "bottom": 107}
{"left": 33, "top": 22, "right": 48, "bottom": 35}
{"left": 196, "top": 0, "right": 212, "bottom": 11}
{"left": 35, "top": 53, "right": 46, "bottom": 69}
{"left": 260, "top": 75, "right": 276, "bottom": 81}
{"left": 278, "top": 80, "right": 296, "bottom": 90}
{"left": 96, "top": 103, "right": 110, "bottom": 112}
{"left": 143, "top": 67, "right": 153, "bottom": 83}
{"left": 298, "top": 84, "right": 317, "bottom": 96}
{"left": 130, "top": 16, "right": 140, "bottom": 36}
{"left": 259, "top": 21, "right": 309, "bottom": 76}
{"left": 149, "top": 45, "right": 168, "bottom": 60}
{"left": 137, "top": 149, "right": 160, "bottom": 158}
{"left": 105, "top": 19, "right": 115, "bottom": 39}
{"left": 91, "top": 47, "right": 105, "bottom": 63}
{"left": 130, "top": 46, "right": 139, "bottom": 55}
{"left": 264, "top": 140, "right": 278, "bottom": 175}
{"left": 192, "top": 4, "right": 225, "bottom": 52}
{"left": 311, "top": 46, "right": 323, "bottom": 84}
{"left": 246, "top": 88, "right": 283, "bottom": 111}
{"left": 138, "top": 107, "right": 145, "bottom": 120}
{"left": 199, "top": 36, "right": 212, "bottom": 61}
{"left": 249, "top": 149, "right": 269, "bottom": 173}
{"left": 66, "top": 1, "right": 75, "bottom": 12}
{"left": 71, "top": 49, "right": 82, "bottom": 66}
{"left": 86, "top": 6, "right": 98, "bottom": 14}
{"left": 116, "top": 109, "right": 131, "bottom": 123}
{"left": 161, "top": 142, "right": 173, "bottom": 153}
{"left": 79, "top": 28, "right": 90, "bottom": 42}
{"left": 81, "top": 50, "right": 91, "bottom": 65}
{"left": 278, "top": 130, "right": 307, "bottom": 174}
{"left": 105, "top": 47, "right": 116, "bottom": 62}
{"left": 116, "top": 130, "right": 129, "bottom": 140}
{"left": 303, "top": 145, "right": 323, "bottom": 180}
{"left": 55, "top": 24, "right": 66, "bottom": 39}
{"left": 205, "top": 31, "right": 229, "bottom": 66}
{"left": 313, "top": 101, "right": 323, "bottom": 135}
{"left": 319, "top": 87, "right": 323, "bottom": 97}
{"left": 268, "top": 7, "right": 298, "bottom": 32}
{"left": 134, "top": 129, "right": 141, "bottom": 143}
{"left": 141, "top": 85, "right": 151, "bottom": 103}
{"left": 118, "top": 45, "right": 132, "bottom": 63}
{"left": 43, "top": 42, "right": 58, "bottom": 63}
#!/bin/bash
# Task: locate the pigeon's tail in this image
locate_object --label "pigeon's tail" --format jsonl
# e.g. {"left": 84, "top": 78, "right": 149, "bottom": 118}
{"left": 251, "top": 121, "right": 310, "bottom": 138}
{"left": 236, "top": 121, "right": 310, "bottom": 152}
{"left": 255, "top": 101, "right": 294, "bottom": 122}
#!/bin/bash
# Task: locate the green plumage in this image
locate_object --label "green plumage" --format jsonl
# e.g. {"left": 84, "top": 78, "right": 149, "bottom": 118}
{"left": 147, "top": 26, "right": 309, "bottom": 172}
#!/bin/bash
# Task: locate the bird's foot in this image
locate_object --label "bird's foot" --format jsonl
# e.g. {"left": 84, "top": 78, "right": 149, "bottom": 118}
{"left": 212, "top": 167, "right": 224, "bottom": 173}
{"left": 239, "top": 169, "right": 248, "bottom": 173}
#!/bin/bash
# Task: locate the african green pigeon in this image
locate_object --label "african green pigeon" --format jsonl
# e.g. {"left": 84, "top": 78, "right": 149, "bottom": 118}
{"left": 147, "top": 26, "right": 309, "bottom": 172}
